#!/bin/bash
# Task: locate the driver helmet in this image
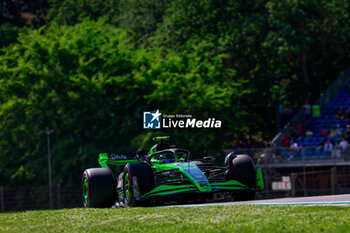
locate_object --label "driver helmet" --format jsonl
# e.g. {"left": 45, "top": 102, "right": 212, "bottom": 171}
{"left": 159, "top": 154, "right": 174, "bottom": 163}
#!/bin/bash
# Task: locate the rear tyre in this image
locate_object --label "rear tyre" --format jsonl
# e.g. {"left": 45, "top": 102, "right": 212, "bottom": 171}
{"left": 123, "top": 163, "right": 153, "bottom": 207}
{"left": 82, "top": 168, "right": 116, "bottom": 208}
{"left": 227, "top": 154, "right": 256, "bottom": 201}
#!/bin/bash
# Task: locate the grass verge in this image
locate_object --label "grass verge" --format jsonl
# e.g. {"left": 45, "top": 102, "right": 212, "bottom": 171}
{"left": 0, "top": 205, "right": 350, "bottom": 232}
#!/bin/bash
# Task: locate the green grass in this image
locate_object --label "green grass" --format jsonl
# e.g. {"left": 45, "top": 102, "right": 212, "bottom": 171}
{"left": 1, "top": 205, "right": 350, "bottom": 232}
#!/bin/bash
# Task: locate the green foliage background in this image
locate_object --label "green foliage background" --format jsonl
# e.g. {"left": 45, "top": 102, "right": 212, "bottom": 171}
{"left": 0, "top": 0, "right": 349, "bottom": 186}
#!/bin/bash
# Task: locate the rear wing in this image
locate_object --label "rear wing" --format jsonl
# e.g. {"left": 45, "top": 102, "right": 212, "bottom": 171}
{"left": 98, "top": 152, "right": 146, "bottom": 168}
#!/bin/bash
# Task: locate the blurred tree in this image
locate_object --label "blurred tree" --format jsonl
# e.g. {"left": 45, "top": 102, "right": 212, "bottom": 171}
{"left": 0, "top": 0, "right": 47, "bottom": 27}
{"left": 115, "top": 0, "right": 170, "bottom": 44}
{"left": 47, "top": 0, "right": 169, "bottom": 44}
{"left": 0, "top": 0, "right": 48, "bottom": 48}
{"left": 152, "top": 0, "right": 350, "bottom": 135}
{"left": 1, "top": 0, "right": 350, "bottom": 187}
{"left": 0, "top": 19, "right": 144, "bottom": 186}
{"left": 47, "top": 0, "right": 120, "bottom": 25}
{"left": 0, "top": 19, "right": 244, "bottom": 186}
{"left": 0, "top": 23, "right": 20, "bottom": 48}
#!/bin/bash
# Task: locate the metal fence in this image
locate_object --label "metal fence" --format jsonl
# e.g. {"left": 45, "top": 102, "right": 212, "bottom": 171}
{"left": 235, "top": 146, "right": 350, "bottom": 200}
{"left": 1, "top": 146, "right": 350, "bottom": 211}
{"left": 0, "top": 185, "right": 81, "bottom": 212}
{"left": 228, "top": 146, "right": 350, "bottom": 164}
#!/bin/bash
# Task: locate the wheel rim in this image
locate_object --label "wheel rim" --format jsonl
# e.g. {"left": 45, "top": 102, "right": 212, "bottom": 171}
{"left": 124, "top": 172, "right": 130, "bottom": 200}
{"left": 83, "top": 178, "right": 88, "bottom": 205}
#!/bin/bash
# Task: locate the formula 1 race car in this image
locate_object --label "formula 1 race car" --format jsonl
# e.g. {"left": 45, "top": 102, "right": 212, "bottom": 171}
{"left": 82, "top": 136, "right": 264, "bottom": 207}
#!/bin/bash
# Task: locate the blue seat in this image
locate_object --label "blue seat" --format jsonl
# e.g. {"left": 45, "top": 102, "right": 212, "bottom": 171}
{"left": 281, "top": 148, "right": 289, "bottom": 159}
{"left": 281, "top": 84, "right": 350, "bottom": 161}
{"left": 304, "top": 147, "right": 314, "bottom": 157}
{"left": 319, "top": 150, "right": 329, "bottom": 157}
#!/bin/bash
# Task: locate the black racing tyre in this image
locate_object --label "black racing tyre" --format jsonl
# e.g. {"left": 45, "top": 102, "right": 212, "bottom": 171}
{"left": 227, "top": 154, "right": 256, "bottom": 201}
{"left": 123, "top": 162, "right": 153, "bottom": 207}
{"left": 234, "top": 191, "right": 256, "bottom": 201}
{"left": 231, "top": 154, "right": 256, "bottom": 188}
{"left": 82, "top": 168, "right": 116, "bottom": 208}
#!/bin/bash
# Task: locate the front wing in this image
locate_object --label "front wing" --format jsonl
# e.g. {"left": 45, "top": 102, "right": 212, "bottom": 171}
{"left": 141, "top": 167, "right": 264, "bottom": 199}
{"left": 141, "top": 179, "right": 259, "bottom": 199}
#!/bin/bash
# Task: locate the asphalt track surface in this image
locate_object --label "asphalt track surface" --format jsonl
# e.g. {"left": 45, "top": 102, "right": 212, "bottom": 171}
{"left": 166, "top": 194, "right": 350, "bottom": 207}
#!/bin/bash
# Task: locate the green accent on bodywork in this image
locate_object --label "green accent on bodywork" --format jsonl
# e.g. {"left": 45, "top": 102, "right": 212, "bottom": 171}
{"left": 98, "top": 153, "right": 139, "bottom": 168}
{"left": 143, "top": 179, "right": 251, "bottom": 198}
{"left": 256, "top": 168, "right": 265, "bottom": 190}
{"left": 154, "top": 163, "right": 197, "bottom": 170}
{"left": 153, "top": 136, "right": 169, "bottom": 142}
{"left": 143, "top": 184, "right": 197, "bottom": 197}
{"left": 155, "top": 163, "right": 195, "bottom": 170}
{"left": 142, "top": 163, "right": 212, "bottom": 198}
{"left": 178, "top": 163, "right": 197, "bottom": 168}
{"left": 155, "top": 163, "right": 212, "bottom": 192}
{"left": 98, "top": 153, "right": 109, "bottom": 168}
{"left": 124, "top": 172, "right": 130, "bottom": 200}
{"left": 210, "top": 179, "right": 248, "bottom": 190}
{"left": 83, "top": 178, "right": 88, "bottom": 204}
{"left": 141, "top": 163, "right": 255, "bottom": 199}
{"left": 150, "top": 136, "right": 170, "bottom": 154}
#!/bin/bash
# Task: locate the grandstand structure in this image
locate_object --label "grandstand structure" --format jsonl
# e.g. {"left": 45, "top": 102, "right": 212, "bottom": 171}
{"left": 273, "top": 68, "right": 350, "bottom": 160}
{"left": 255, "top": 68, "right": 350, "bottom": 199}
{"left": 284, "top": 85, "right": 349, "bottom": 159}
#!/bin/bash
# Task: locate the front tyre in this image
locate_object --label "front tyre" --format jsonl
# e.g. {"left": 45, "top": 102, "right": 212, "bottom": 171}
{"left": 234, "top": 191, "right": 256, "bottom": 201}
{"left": 227, "top": 154, "right": 256, "bottom": 201}
{"left": 123, "top": 163, "right": 153, "bottom": 207}
{"left": 82, "top": 168, "right": 116, "bottom": 208}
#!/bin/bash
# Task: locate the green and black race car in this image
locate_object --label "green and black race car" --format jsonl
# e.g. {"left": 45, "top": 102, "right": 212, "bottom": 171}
{"left": 82, "top": 136, "right": 264, "bottom": 207}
